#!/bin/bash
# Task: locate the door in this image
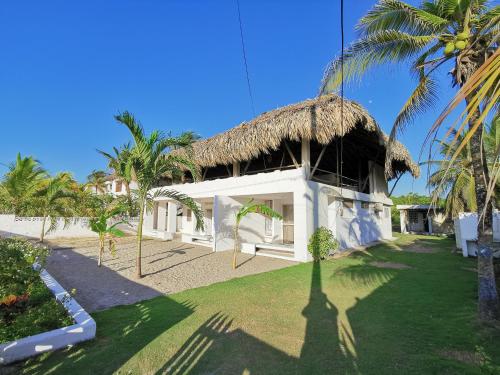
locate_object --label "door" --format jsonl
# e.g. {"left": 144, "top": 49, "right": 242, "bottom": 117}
{"left": 282, "top": 205, "right": 294, "bottom": 244}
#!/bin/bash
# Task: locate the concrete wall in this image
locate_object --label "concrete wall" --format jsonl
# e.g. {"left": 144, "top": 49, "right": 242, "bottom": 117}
{"left": 0, "top": 215, "right": 96, "bottom": 239}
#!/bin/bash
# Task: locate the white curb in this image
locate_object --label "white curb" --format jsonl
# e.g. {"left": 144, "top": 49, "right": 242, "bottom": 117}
{"left": 0, "top": 269, "right": 96, "bottom": 365}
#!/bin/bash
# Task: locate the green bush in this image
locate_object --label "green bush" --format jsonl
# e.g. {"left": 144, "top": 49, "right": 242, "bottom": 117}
{"left": 0, "top": 238, "right": 72, "bottom": 343}
{"left": 307, "top": 227, "right": 339, "bottom": 261}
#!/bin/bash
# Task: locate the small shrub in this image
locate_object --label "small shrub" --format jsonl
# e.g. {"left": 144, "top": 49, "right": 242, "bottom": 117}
{"left": 307, "top": 227, "right": 339, "bottom": 261}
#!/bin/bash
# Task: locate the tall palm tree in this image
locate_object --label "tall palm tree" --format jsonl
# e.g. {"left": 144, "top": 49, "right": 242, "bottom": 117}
{"left": 0, "top": 153, "right": 47, "bottom": 215}
{"left": 233, "top": 200, "right": 282, "bottom": 269}
{"left": 115, "top": 111, "right": 204, "bottom": 278}
{"left": 320, "top": 0, "right": 499, "bottom": 320}
{"left": 97, "top": 143, "right": 136, "bottom": 214}
{"left": 85, "top": 170, "right": 108, "bottom": 194}
{"left": 33, "top": 172, "right": 77, "bottom": 243}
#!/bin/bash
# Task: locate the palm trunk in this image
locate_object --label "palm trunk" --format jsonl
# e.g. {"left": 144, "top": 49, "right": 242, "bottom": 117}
{"left": 136, "top": 198, "right": 145, "bottom": 278}
{"left": 465, "top": 94, "right": 499, "bottom": 321}
{"left": 40, "top": 215, "right": 47, "bottom": 243}
{"left": 98, "top": 235, "right": 104, "bottom": 267}
{"left": 233, "top": 223, "right": 239, "bottom": 270}
{"left": 124, "top": 181, "right": 133, "bottom": 216}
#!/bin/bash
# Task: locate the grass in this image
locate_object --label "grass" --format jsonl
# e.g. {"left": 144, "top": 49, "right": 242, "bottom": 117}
{"left": 19, "top": 234, "right": 500, "bottom": 374}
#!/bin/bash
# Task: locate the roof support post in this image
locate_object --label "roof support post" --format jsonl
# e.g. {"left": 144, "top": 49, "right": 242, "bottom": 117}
{"left": 232, "top": 162, "right": 240, "bottom": 177}
{"left": 301, "top": 138, "right": 310, "bottom": 179}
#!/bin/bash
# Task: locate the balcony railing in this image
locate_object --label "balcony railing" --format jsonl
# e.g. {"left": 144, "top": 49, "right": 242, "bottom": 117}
{"left": 310, "top": 168, "right": 360, "bottom": 191}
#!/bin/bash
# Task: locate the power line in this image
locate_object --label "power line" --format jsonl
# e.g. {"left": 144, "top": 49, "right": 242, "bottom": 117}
{"left": 235, "top": 0, "right": 256, "bottom": 116}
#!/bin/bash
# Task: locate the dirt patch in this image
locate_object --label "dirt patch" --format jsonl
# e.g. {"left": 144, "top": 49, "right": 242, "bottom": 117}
{"left": 401, "top": 243, "right": 437, "bottom": 253}
{"left": 370, "top": 261, "right": 412, "bottom": 270}
{"left": 439, "top": 349, "right": 481, "bottom": 365}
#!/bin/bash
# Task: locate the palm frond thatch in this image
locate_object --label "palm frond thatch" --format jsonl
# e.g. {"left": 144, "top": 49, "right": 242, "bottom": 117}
{"left": 175, "top": 94, "right": 419, "bottom": 179}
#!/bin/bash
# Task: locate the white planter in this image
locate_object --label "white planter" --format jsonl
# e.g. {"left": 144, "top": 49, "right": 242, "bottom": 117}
{"left": 0, "top": 269, "right": 96, "bottom": 365}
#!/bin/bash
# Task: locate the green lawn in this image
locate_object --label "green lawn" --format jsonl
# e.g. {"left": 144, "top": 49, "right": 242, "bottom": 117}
{"left": 20, "top": 235, "right": 500, "bottom": 374}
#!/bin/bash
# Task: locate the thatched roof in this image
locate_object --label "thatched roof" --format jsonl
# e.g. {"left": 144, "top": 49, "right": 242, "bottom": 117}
{"left": 181, "top": 94, "right": 419, "bottom": 179}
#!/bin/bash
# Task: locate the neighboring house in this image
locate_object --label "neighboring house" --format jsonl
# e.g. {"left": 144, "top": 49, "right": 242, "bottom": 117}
{"left": 143, "top": 94, "right": 419, "bottom": 262}
{"left": 397, "top": 204, "right": 453, "bottom": 235}
{"left": 102, "top": 175, "right": 138, "bottom": 197}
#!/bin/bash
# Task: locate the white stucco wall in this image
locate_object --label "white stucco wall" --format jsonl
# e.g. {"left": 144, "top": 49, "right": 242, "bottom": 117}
{"left": 0, "top": 215, "right": 96, "bottom": 239}
{"left": 147, "top": 167, "right": 393, "bottom": 262}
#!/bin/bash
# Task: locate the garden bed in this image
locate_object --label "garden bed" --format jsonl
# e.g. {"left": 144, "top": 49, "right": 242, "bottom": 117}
{"left": 0, "top": 238, "right": 95, "bottom": 365}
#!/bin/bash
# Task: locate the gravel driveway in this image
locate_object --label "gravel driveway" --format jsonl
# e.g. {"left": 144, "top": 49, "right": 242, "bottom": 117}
{"left": 44, "top": 236, "right": 297, "bottom": 312}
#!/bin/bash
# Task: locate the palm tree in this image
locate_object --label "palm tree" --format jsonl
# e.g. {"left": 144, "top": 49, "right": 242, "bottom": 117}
{"left": 89, "top": 205, "right": 127, "bottom": 267}
{"left": 427, "top": 120, "right": 499, "bottom": 218}
{"left": 320, "top": 0, "right": 499, "bottom": 320}
{"left": 233, "top": 200, "right": 282, "bottom": 269}
{"left": 97, "top": 143, "right": 136, "bottom": 215}
{"left": 86, "top": 170, "right": 108, "bottom": 194}
{"left": 0, "top": 154, "right": 47, "bottom": 215}
{"left": 115, "top": 111, "right": 204, "bottom": 278}
{"left": 33, "top": 172, "right": 77, "bottom": 243}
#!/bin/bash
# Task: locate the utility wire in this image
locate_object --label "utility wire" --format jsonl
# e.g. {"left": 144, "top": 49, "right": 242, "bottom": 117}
{"left": 235, "top": 0, "right": 256, "bottom": 116}
{"left": 340, "top": 0, "right": 344, "bottom": 194}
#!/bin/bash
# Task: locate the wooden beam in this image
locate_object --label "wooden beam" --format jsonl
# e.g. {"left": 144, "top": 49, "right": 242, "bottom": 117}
{"left": 284, "top": 141, "right": 299, "bottom": 168}
{"left": 310, "top": 145, "right": 328, "bottom": 178}
{"left": 243, "top": 160, "right": 251, "bottom": 174}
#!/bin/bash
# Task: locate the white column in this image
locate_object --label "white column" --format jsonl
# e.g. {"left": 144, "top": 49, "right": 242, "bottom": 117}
{"left": 157, "top": 202, "right": 167, "bottom": 231}
{"left": 400, "top": 210, "right": 407, "bottom": 234}
{"left": 167, "top": 202, "right": 178, "bottom": 234}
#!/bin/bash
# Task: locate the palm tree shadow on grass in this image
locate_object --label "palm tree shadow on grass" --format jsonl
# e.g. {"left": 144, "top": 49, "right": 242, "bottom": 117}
{"left": 156, "top": 261, "right": 357, "bottom": 374}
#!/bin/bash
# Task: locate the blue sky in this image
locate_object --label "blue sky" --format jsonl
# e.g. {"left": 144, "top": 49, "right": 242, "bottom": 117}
{"left": 0, "top": 0, "right": 458, "bottom": 195}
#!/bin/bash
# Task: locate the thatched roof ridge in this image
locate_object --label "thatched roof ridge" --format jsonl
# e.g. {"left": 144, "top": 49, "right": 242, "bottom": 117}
{"left": 183, "top": 94, "right": 419, "bottom": 179}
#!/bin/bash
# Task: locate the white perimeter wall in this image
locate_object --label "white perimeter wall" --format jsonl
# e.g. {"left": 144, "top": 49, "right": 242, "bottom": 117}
{"left": 0, "top": 215, "right": 96, "bottom": 239}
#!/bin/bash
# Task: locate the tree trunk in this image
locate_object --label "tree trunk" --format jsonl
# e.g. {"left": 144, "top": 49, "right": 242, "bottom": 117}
{"left": 136, "top": 198, "right": 145, "bottom": 278}
{"left": 40, "top": 215, "right": 47, "bottom": 243}
{"left": 465, "top": 94, "right": 499, "bottom": 321}
{"left": 98, "top": 235, "right": 104, "bottom": 267}
{"left": 232, "top": 224, "right": 239, "bottom": 270}
{"left": 125, "top": 181, "right": 133, "bottom": 216}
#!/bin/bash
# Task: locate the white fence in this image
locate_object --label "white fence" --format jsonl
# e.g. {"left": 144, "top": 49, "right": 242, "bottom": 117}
{"left": 0, "top": 215, "right": 139, "bottom": 239}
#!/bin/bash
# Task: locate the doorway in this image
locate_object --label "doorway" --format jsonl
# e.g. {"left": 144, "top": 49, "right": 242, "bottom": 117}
{"left": 282, "top": 204, "right": 294, "bottom": 244}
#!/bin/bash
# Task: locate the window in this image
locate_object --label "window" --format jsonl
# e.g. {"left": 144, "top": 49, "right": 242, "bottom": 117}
{"left": 361, "top": 201, "right": 370, "bottom": 210}
{"left": 409, "top": 211, "right": 419, "bottom": 224}
{"left": 186, "top": 208, "right": 192, "bottom": 222}
{"left": 264, "top": 200, "right": 273, "bottom": 236}
{"left": 115, "top": 181, "right": 123, "bottom": 192}
{"left": 342, "top": 200, "right": 354, "bottom": 218}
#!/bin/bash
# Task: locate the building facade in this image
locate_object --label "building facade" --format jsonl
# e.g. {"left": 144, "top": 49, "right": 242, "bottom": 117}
{"left": 142, "top": 94, "right": 419, "bottom": 262}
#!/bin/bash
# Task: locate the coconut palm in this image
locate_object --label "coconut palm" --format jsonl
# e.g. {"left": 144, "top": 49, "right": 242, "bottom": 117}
{"left": 0, "top": 154, "right": 47, "bottom": 215}
{"left": 427, "top": 118, "right": 499, "bottom": 218}
{"left": 233, "top": 199, "right": 282, "bottom": 269}
{"left": 89, "top": 205, "right": 127, "bottom": 267}
{"left": 320, "top": 0, "right": 499, "bottom": 320}
{"left": 86, "top": 170, "right": 108, "bottom": 194}
{"left": 115, "top": 111, "right": 203, "bottom": 278}
{"left": 97, "top": 143, "right": 136, "bottom": 215}
{"left": 33, "top": 172, "right": 77, "bottom": 243}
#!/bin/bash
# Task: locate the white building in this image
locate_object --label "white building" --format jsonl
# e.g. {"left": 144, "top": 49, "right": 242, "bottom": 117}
{"left": 143, "top": 94, "right": 419, "bottom": 262}
{"left": 103, "top": 175, "right": 138, "bottom": 197}
{"left": 397, "top": 204, "right": 453, "bottom": 235}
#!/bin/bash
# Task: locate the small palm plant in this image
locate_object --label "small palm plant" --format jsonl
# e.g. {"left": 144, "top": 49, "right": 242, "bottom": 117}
{"left": 233, "top": 200, "right": 282, "bottom": 269}
{"left": 115, "top": 111, "right": 203, "bottom": 278}
{"left": 89, "top": 206, "right": 127, "bottom": 267}
{"left": 33, "top": 172, "right": 77, "bottom": 243}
